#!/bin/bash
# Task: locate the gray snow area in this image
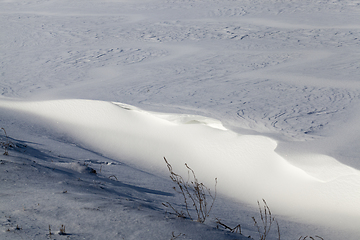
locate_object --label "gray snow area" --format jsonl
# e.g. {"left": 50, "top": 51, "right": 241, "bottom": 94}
{"left": 1, "top": 0, "right": 360, "bottom": 239}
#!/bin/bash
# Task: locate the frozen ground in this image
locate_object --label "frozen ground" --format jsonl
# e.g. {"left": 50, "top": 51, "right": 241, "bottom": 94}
{"left": 1, "top": 0, "right": 360, "bottom": 239}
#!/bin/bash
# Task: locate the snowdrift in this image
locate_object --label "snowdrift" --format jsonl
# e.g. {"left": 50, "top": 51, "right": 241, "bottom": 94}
{"left": 1, "top": 98, "right": 359, "bottom": 232}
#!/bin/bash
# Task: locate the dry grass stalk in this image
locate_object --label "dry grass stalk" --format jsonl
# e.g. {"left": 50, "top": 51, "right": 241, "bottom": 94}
{"left": 298, "top": 236, "right": 324, "bottom": 240}
{"left": 1, "top": 128, "right": 13, "bottom": 155}
{"left": 170, "top": 231, "right": 185, "bottom": 240}
{"left": 252, "top": 199, "right": 280, "bottom": 240}
{"left": 108, "top": 175, "right": 118, "bottom": 180}
{"left": 49, "top": 225, "right": 53, "bottom": 238}
{"left": 215, "top": 218, "right": 242, "bottom": 234}
{"left": 59, "top": 225, "right": 66, "bottom": 235}
{"left": 163, "top": 157, "right": 217, "bottom": 223}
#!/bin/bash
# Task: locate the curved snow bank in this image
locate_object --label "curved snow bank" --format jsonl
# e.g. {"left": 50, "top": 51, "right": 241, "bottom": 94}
{"left": 1, "top": 99, "right": 360, "bottom": 231}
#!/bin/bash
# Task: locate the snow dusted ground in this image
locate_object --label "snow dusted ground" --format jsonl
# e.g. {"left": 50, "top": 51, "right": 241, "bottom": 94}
{"left": 1, "top": 0, "right": 360, "bottom": 239}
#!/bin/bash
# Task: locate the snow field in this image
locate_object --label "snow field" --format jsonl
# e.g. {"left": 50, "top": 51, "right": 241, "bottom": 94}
{"left": 2, "top": 0, "right": 360, "bottom": 239}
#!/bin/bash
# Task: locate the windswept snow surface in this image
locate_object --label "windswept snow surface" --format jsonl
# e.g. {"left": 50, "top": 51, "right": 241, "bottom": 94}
{"left": 1, "top": 0, "right": 360, "bottom": 239}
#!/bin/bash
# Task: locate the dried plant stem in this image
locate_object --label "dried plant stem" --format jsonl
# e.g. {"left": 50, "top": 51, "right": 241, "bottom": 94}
{"left": 163, "top": 157, "right": 217, "bottom": 223}
{"left": 215, "top": 218, "right": 242, "bottom": 234}
{"left": 299, "top": 236, "right": 324, "bottom": 240}
{"left": 59, "top": 224, "right": 66, "bottom": 235}
{"left": 171, "top": 231, "right": 185, "bottom": 240}
{"left": 49, "top": 225, "right": 52, "bottom": 239}
{"left": 1, "top": 128, "right": 13, "bottom": 155}
{"left": 252, "top": 199, "right": 280, "bottom": 240}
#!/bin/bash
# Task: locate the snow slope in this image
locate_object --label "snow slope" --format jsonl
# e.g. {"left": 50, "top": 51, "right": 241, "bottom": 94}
{"left": 1, "top": 0, "right": 360, "bottom": 239}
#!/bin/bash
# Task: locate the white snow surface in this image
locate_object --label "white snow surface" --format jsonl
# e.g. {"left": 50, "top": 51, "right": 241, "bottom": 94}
{"left": 1, "top": 0, "right": 360, "bottom": 239}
